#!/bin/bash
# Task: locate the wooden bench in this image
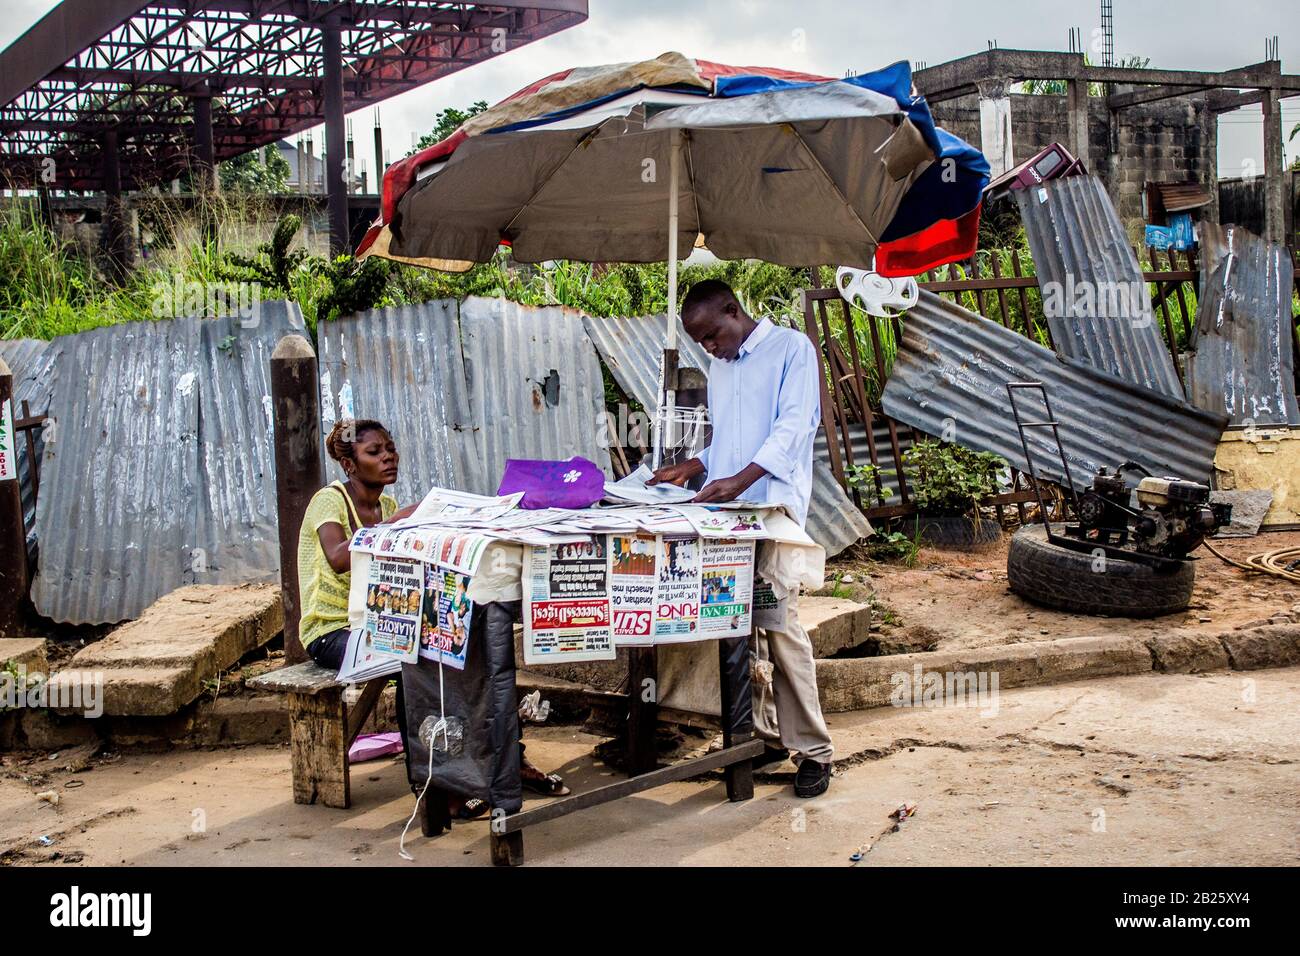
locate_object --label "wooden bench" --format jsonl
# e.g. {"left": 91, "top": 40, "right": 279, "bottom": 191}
{"left": 247, "top": 662, "right": 391, "bottom": 809}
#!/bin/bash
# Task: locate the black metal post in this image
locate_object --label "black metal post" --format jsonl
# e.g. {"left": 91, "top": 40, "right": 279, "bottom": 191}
{"left": 101, "top": 128, "right": 132, "bottom": 282}
{"left": 321, "top": 15, "right": 350, "bottom": 255}
{"left": 193, "top": 92, "right": 218, "bottom": 248}
{"left": 271, "top": 334, "right": 324, "bottom": 663}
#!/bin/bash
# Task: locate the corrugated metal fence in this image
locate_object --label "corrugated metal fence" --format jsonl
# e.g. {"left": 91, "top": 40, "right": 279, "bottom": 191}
{"left": 32, "top": 303, "right": 299, "bottom": 624}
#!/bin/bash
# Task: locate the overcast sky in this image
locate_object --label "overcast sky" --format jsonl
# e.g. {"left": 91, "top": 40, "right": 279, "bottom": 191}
{"left": 3, "top": 0, "right": 1297, "bottom": 177}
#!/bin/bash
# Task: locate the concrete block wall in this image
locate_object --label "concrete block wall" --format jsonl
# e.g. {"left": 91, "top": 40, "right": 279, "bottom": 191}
{"left": 931, "top": 90, "right": 1218, "bottom": 238}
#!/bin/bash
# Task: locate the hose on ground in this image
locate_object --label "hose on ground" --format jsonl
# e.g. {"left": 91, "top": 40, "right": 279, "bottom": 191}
{"left": 1201, "top": 539, "right": 1300, "bottom": 584}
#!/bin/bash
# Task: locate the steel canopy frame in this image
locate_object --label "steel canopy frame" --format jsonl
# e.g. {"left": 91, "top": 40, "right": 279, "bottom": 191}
{"left": 0, "top": 1, "right": 589, "bottom": 193}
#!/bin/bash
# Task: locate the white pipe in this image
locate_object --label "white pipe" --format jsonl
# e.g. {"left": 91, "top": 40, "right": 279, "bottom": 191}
{"left": 666, "top": 129, "right": 680, "bottom": 354}
{"left": 656, "top": 129, "right": 682, "bottom": 470}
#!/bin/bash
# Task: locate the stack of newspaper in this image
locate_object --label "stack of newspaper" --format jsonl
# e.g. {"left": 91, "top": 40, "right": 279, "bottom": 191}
{"left": 336, "top": 626, "right": 404, "bottom": 683}
{"left": 350, "top": 480, "right": 777, "bottom": 548}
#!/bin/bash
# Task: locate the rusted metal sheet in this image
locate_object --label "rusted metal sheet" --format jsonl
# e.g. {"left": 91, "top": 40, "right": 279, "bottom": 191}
{"left": 582, "top": 312, "right": 871, "bottom": 556}
{"left": 317, "top": 300, "right": 486, "bottom": 500}
{"left": 31, "top": 304, "right": 298, "bottom": 624}
{"left": 880, "top": 292, "right": 1228, "bottom": 490}
{"left": 1185, "top": 223, "right": 1300, "bottom": 427}
{"left": 581, "top": 311, "right": 711, "bottom": 405}
{"left": 1017, "top": 174, "right": 1184, "bottom": 397}
{"left": 1149, "top": 180, "right": 1213, "bottom": 216}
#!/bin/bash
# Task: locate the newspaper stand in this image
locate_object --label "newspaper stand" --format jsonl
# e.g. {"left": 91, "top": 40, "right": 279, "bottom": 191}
{"left": 413, "top": 617, "right": 759, "bottom": 866}
{"left": 351, "top": 496, "right": 782, "bottom": 867}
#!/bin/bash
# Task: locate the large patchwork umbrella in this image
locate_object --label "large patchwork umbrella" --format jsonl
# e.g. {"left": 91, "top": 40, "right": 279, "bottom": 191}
{"left": 359, "top": 51, "right": 988, "bottom": 463}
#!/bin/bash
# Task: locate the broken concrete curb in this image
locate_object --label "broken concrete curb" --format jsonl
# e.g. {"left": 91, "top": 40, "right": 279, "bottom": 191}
{"left": 816, "top": 624, "right": 1300, "bottom": 713}
{"left": 815, "top": 635, "right": 1151, "bottom": 713}
{"left": 1145, "top": 632, "right": 1230, "bottom": 673}
{"left": 1218, "top": 625, "right": 1300, "bottom": 670}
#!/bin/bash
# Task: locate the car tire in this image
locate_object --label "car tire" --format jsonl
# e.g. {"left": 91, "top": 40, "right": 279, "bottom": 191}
{"left": 1006, "top": 524, "right": 1196, "bottom": 617}
{"left": 912, "top": 513, "right": 1004, "bottom": 550}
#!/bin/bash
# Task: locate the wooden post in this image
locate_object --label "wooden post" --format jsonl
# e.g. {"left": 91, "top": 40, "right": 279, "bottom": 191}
{"left": 0, "top": 357, "right": 28, "bottom": 638}
{"left": 271, "top": 334, "right": 323, "bottom": 663}
{"left": 288, "top": 688, "right": 349, "bottom": 807}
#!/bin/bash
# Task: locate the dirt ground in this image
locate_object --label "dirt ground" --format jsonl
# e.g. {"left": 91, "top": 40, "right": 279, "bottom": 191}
{"left": 832, "top": 530, "right": 1300, "bottom": 653}
{"left": 2, "top": 666, "right": 1296, "bottom": 867}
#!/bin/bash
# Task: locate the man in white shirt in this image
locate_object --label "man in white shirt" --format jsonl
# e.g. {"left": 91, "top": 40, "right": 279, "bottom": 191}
{"left": 650, "top": 279, "right": 834, "bottom": 797}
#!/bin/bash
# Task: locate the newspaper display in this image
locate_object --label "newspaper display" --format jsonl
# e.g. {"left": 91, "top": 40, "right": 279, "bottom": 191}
{"left": 752, "top": 575, "right": 789, "bottom": 631}
{"left": 343, "top": 489, "right": 780, "bottom": 667}
{"left": 410, "top": 486, "right": 523, "bottom": 525}
{"left": 682, "top": 505, "right": 768, "bottom": 539}
{"left": 609, "top": 534, "right": 657, "bottom": 645}
{"left": 652, "top": 536, "right": 702, "bottom": 641}
{"left": 522, "top": 539, "right": 615, "bottom": 665}
{"left": 698, "top": 539, "right": 755, "bottom": 638}
{"left": 419, "top": 564, "right": 473, "bottom": 670}
{"left": 362, "top": 556, "right": 423, "bottom": 661}
{"left": 604, "top": 464, "right": 696, "bottom": 505}
{"left": 350, "top": 524, "right": 490, "bottom": 576}
{"left": 0, "top": 398, "right": 14, "bottom": 482}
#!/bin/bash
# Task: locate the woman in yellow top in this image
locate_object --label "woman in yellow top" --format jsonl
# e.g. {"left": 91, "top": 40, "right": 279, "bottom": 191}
{"left": 298, "top": 418, "right": 412, "bottom": 668}
{"left": 298, "top": 417, "right": 569, "bottom": 808}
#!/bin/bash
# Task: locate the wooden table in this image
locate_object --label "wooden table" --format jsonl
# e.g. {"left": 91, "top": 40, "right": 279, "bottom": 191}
{"left": 412, "top": 603, "right": 760, "bottom": 867}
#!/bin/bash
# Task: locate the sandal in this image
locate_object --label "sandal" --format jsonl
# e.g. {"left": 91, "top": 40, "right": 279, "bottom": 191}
{"left": 521, "top": 771, "right": 571, "bottom": 797}
{"left": 451, "top": 796, "right": 490, "bottom": 820}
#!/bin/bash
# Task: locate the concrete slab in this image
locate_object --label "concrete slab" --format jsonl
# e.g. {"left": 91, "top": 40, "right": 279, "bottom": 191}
{"left": 0, "top": 638, "right": 48, "bottom": 673}
{"left": 1211, "top": 490, "right": 1273, "bottom": 537}
{"left": 800, "top": 597, "right": 873, "bottom": 657}
{"left": 1145, "top": 632, "right": 1231, "bottom": 673}
{"left": 46, "top": 584, "right": 282, "bottom": 717}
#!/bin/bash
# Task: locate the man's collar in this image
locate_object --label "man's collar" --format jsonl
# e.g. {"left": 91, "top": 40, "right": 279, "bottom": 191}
{"left": 738, "top": 317, "right": 774, "bottom": 357}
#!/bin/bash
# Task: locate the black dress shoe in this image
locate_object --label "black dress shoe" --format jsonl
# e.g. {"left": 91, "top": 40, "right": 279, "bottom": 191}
{"left": 794, "top": 759, "right": 832, "bottom": 798}
{"left": 752, "top": 746, "right": 789, "bottom": 770}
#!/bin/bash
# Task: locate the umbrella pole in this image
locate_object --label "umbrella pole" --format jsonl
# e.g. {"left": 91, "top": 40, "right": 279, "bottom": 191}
{"left": 655, "top": 129, "right": 682, "bottom": 471}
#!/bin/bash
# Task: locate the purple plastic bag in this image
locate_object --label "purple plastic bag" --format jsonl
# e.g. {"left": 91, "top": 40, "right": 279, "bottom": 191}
{"left": 497, "top": 456, "right": 605, "bottom": 510}
{"left": 348, "top": 731, "right": 404, "bottom": 764}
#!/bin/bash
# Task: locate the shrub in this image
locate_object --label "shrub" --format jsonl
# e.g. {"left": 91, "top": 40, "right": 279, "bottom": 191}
{"left": 902, "top": 440, "right": 1005, "bottom": 516}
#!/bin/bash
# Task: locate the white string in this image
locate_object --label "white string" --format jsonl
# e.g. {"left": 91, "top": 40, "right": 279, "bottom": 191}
{"left": 398, "top": 657, "right": 450, "bottom": 862}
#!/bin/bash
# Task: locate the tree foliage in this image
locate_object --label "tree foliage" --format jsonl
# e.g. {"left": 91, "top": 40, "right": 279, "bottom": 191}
{"left": 407, "top": 101, "right": 490, "bottom": 155}
{"left": 218, "top": 147, "right": 292, "bottom": 194}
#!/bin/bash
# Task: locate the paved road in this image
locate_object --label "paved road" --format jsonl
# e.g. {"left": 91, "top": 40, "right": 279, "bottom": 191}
{"left": 2, "top": 667, "right": 1297, "bottom": 866}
